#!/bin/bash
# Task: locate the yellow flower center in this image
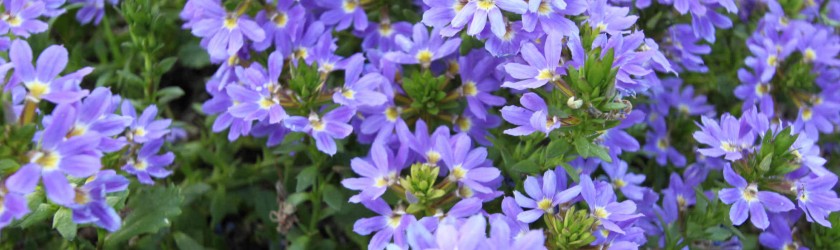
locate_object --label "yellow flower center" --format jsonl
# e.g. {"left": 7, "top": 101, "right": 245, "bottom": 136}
{"left": 536, "top": 69, "right": 554, "bottom": 80}
{"left": 66, "top": 125, "right": 87, "bottom": 138}
{"left": 134, "top": 127, "right": 148, "bottom": 138}
{"left": 342, "top": 89, "right": 356, "bottom": 99}
{"left": 678, "top": 104, "right": 690, "bottom": 114}
{"left": 802, "top": 108, "right": 813, "bottom": 121}
{"left": 754, "top": 84, "right": 770, "bottom": 96}
{"left": 310, "top": 119, "right": 325, "bottom": 131}
{"left": 657, "top": 138, "right": 669, "bottom": 150}
{"left": 6, "top": 15, "right": 22, "bottom": 27}
{"left": 537, "top": 198, "right": 553, "bottom": 211}
{"left": 223, "top": 16, "right": 238, "bottom": 30}
{"left": 742, "top": 184, "right": 758, "bottom": 202}
{"left": 477, "top": 0, "right": 496, "bottom": 10}
{"left": 462, "top": 81, "right": 478, "bottom": 96}
{"left": 227, "top": 55, "right": 240, "bottom": 66}
{"left": 272, "top": 12, "right": 288, "bottom": 27}
{"left": 33, "top": 151, "right": 61, "bottom": 170}
{"left": 416, "top": 49, "right": 433, "bottom": 64}
{"left": 259, "top": 98, "right": 275, "bottom": 109}
{"left": 379, "top": 23, "right": 393, "bottom": 36}
{"left": 613, "top": 178, "right": 626, "bottom": 188}
{"left": 596, "top": 23, "right": 608, "bottom": 32}
{"left": 453, "top": 0, "right": 467, "bottom": 12}
{"left": 74, "top": 189, "right": 91, "bottom": 205}
{"left": 343, "top": 0, "right": 358, "bottom": 13}
{"left": 294, "top": 47, "right": 309, "bottom": 60}
{"left": 26, "top": 81, "right": 50, "bottom": 101}
{"left": 804, "top": 48, "right": 816, "bottom": 62}
{"left": 677, "top": 195, "right": 686, "bottom": 207}
{"left": 134, "top": 160, "right": 148, "bottom": 170}
{"left": 538, "top": 1, "right": 553, "bottom": 15}
{"left": 766, "top": 55, "right": 778, "bottom": 67}
{"left": 451, "top": 165, "right": 468, "bottom": 180}
{"left": 374, "top": 177, "right": 388, "bottom": 188}
{"left": 456, "top": 116, "right": 472, "bottom": 132}
{"left": 426, "top": 151, "right": 441, "bottom": 164}
{"left": 384, "top": 107, "right": 400, "bottom": 122}
{"left": 388, "top": 215, "right": 402, "bottom": 228}
{"left": 720, "top": 142, "right": 738, "bottom": 152}
{"left": 593, "top": 207, "right": 610, "bottom": 219}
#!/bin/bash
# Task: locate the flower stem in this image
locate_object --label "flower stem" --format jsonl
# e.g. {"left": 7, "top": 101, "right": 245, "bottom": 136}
{"left": 19, "top": 100, "right": 37, "bottom": 125}
{"left": 101, "top": 17, "right": 123, "bottom": 63}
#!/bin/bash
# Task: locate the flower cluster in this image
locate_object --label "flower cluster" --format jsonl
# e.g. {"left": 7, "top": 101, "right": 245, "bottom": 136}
{"left": 0, "top": 0, "right": 173, "bottom": 233}
{"left": 174, "top": 0, "right": 840, "bottom": 249}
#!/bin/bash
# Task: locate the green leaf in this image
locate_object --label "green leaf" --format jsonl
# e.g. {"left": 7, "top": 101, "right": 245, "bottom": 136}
{"left": 104, "top": 185, "right": 184, "bottom": 249}
{"left": 0, "top": 159, "right": 20, "bottom": 173}
{"left": 559, "top": 162, "right": 580, "bottom": 183}
{"left": 17, "top": 203, "right": 57, "bottom": 228}
{"left": 296, "top": 166, "right": 318, "bottom": 192}
{"left": 53, "top": 208, "right": 77, "bottom": 240}
{"left": 177, "top": 44, "right": 210, "bottom": 68}
{"left": 322, "top": 184, "right": 345, "bottom": 211}
{"left": 758, "top": 153, "right": 773, "bottom": 173}
{"left": 156, "top": 86, "right": 185, "bottom": 105}
{"left": 573, "top": 136, "right": 612, "bottom": 163}
{"left": 157, "top": 57, "right": 178, "bottom": 73}
{"left": 511, "top": 159, "right": 540, "bottom": 174}
{"left": 173, "top": 232, "right": 205, "bottom": 250}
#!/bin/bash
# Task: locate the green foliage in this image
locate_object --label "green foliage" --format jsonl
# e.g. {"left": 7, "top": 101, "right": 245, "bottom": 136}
{"left": 103, "top": 185, "right": 184, "bottom": 249}
{"left": 546, "top": 207, "right": 597, "bottom": 250}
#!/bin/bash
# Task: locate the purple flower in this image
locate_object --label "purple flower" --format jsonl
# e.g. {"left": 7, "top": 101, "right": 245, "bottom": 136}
{"left": 759, "top": 213, "right": 805, "bottom": 250}
{"left": 663, "top": 172, "right": 698, "bottom": 210}
{"left": 487, "top": 216, "right": 546, "bottom": 250}
{"left": 665, "top": 24, "right": 711, "bottom": 73}
{"left": 317, "top": 0, "right": 368, "bottom": 31}
{"left": 745, "top": 37, "right": 797, "bottom": 83}
{"left": 514, "top": 170, "right": 581, "bottom": 223}
{"left": 69, "top": 170, "right": 128, "bottom": 232}
{"left": 408, "top": 215, "right": 488, "bottom": 249}
{"left": 482, "top": 21, "right": 536, "bottom": 57}
{"left": 586, "top": 0, "right": 638, "bottom": 35}
{"left": 189, "top": 0, "right": 266, "bottom": 60}
{"left": 521, "top": 0, "right": 585, "bottom": 35}
{"left": 123, "top": 103, "right": 172, "bottom": 144}
{"left": 342, "top": 145, "right": 398, "bottom": 203}
{"left": 502, "top": 33, "right": 564, "bottom": 90}
{"left": 437, "top": 133, "right": 500, "bottom": 194}
{"left": 67, "top": 87, "right": 132, "bottom": 152}
{"left": 123, "top": 139, "right": 174, "bottom": 185}
{"left": 735, "top": 69, "right": 774, "bottom": 115}
{"left": 0, "top": 0, "right": 48, "bottom": 37}
{"left": 226, "top": 56, "right": 288, "bottom": 124}
{"left": 453, "top": 112, "right": 501, "bottom": 146}
{"left": 6, "top": 105, "right": 102, "bottom": 205}
{"left": 793, "top": 174, "right": 840, "bottom": 227}
{"left": 580, "top": 174, "right": 642, "bottom": 234}
{"left": 284, "top": 106, "right": 354, "bottom": 155}
{"left": 501, "top": 93, "right": 560, "bottom": 136}
{"left": 599, "top": 110, "right": 644, "bottom": 160}
{"left": 253, "top": 0, "right": 305, "bottom": 54}
{"left": 458, "top": 51, "right": 505, "bottom": 120}
{"left": 643, "top": 116, "right": 686, "bottom": 167}
{"left": 450, "top": 0, "right": 528, "bottom": 37}
{"left": 792, "top": 96, "right": 839, "bottom": 140}
{"left": 396, "top": 119, "right": 450, "bottom": 165}
{"left": 0, "top": 183, "right": 29, "bottom": 229}
{"left": 385, "top": 23, "right": 461, "bottom": 67}
{"left": 333, "top": 55, "right": 388, "bottom": 108}
{"left": 603, "top": 160, "right": 646, "bottom": 201}
{"left": 7, "top": 40, "right": 91, "bottom": 103}
{"left": 693, "top": 114, "right": 755, "bottom": 161}
{"left": 72, "top": 0, "right": 119, "bottom": 25}
{"left": 353, "top": 199, "right": 415, "bottom": 250}
{"left": 718, "top": 166, "right": 795, "bottom": 229}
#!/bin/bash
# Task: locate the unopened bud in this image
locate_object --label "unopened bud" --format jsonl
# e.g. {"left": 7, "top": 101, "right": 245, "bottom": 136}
{"left": 567, "top": 96, "right": 583, "bottom": 109}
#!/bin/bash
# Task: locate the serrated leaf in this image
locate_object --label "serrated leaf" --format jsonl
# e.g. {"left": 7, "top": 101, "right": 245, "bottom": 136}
{"left": 322, "top": 184, "right": 345, "bottom": 211}
{"left": 104, "top": 186, "right": 183, "bottom": 249}
{"left": 53, "top": 208, "right": 77, "bottom": 240}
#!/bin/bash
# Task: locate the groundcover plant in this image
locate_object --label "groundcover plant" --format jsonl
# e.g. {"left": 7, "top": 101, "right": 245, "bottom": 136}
{"left": 1, "top": 0, "right": 840, "bottom": 249}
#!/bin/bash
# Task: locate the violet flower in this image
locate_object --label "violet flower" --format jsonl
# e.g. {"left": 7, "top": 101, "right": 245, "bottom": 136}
{"left": 342, "top": 145, "right": 398, "bottom": 203}
{"left": 0, "top": 183, "right": 28, "bottom": 229}
{"left": 353, "top": 198, "right": 415, "bottom": 250}
{"left": 189, "top": 0, "right": 265, "bottom": 60}
{"left": 501, "top": 93, "right": 560, "bottom": 136}
{"left": 122, "top": 103, "right": 172, "bottom": 144}
{"left": 6, "top": 105, "right": 102, "bottom": 205}
{"left": 603, "top": 160, "right": 646, "bottom": 201}
{"left": 72, "top": 0, "right": 119, "bottom": 25}
{"left": 693, "top": 114, "right": 755, "bottom": 161}
{"left": 0, "top": 0, "right": 48, "bottom": 37}
{"left": 284, "top": 106, "right": 355, "bottom": 155}
{"left": 437, "top": 133, "right": 500, "bottom": 194}
{"left": 254, "top": 0, "right": 305, "bottom": 54}
{"left": 515, "top": 170, "right": 581, "bottom": 223}
{"left": 7, "top": 40, "right": 91, "bottom": 103}
{"left": 450, "top": 0, "right": 528, "bottom": 37}
{"left": 793, "top": 174, "right": 840, "bottom": 227}
{"left": 123, "top": 139, "right": 174, "bottom": 185}
{"left": 385, "top": 23, "right": 461, "bottom": 67}
{"left": 502, "top": 33, "right": 564, "bottom": 90}
{"left": 718, "top": 166, "right": 795, "bottom": 229}
{"left": 580, "top": 174, "right": 643, "bottom": 234}
{"left": 68, "top": 170, "right": 128, "bottom": 232}
{"left": 317, "top": 0, "right": 369, "bottom": 31}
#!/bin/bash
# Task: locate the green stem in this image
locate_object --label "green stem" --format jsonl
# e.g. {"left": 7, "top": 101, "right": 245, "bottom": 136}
{"left": 101, "top": 17, "right": 123, "bottom": 63}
